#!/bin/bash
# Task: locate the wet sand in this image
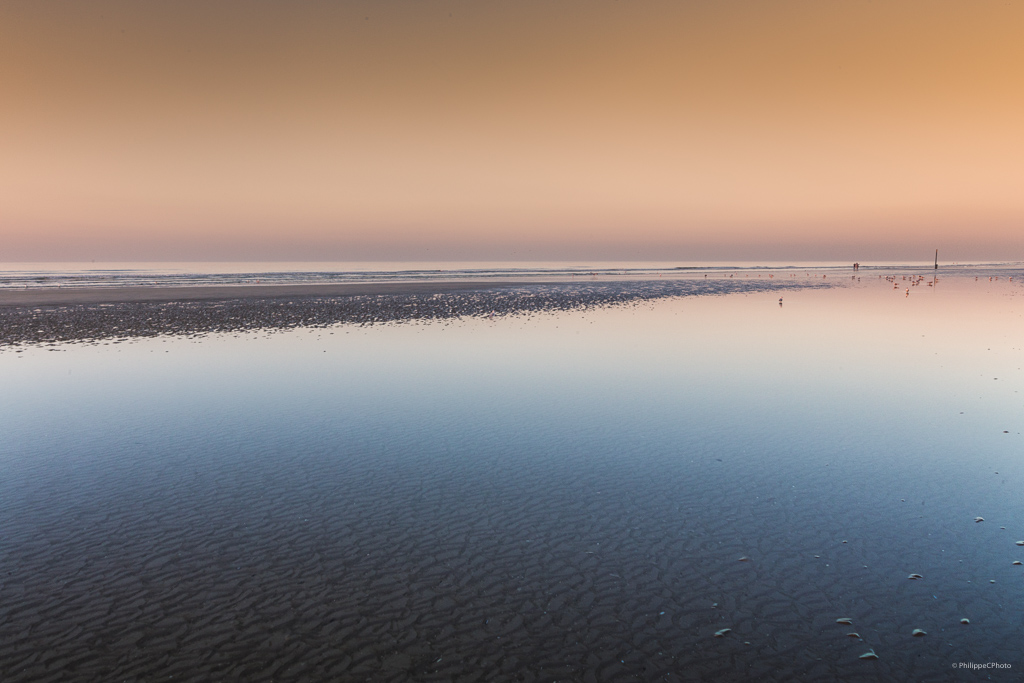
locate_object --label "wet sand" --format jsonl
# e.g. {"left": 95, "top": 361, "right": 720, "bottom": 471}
{"left": 0, "top": 280, "right": 564, "bottom": 307}
{"left": 0, "top": 278, "right": 827, "bottom": 347}
{"left": 2, "top": 416, "right": 1018, "bottom": 683}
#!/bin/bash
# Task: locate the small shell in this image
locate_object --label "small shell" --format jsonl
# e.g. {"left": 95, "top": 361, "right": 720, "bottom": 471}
{"left": 907, "top": 573, "right": 924, "bottom": 580}
{"left": 714, "top": 628, "right": 731, "bottom": 638}
{"left": 1013, "top": 561, "right": 1022, "bottom": 566}
{"left": 846, "top": 632, "right": 861, "bottom": 638}
{"left": 859, "top": 649, "right": 879, "bottom": 660}
{"left": 836, "top": 618, "right": 853, "bottom": 625}
{"left": 960, "top": 618, "right": 970, "bottom": 625}
{"left": 975, "top": 517, "right": 984, "bottom": 523}
{"left": 1016, "top": 541, "right": 1024, "bottom": 546}
{"left": 912, "top": 629, "right": 926, "bottom": 637}
{"left": 738, "top": 556, "right": 750, "bottom": 562}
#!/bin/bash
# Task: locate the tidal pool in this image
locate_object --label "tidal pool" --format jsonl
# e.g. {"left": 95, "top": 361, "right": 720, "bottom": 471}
{"left": 1, "top": 272, "right": 1021, "bottom": 681}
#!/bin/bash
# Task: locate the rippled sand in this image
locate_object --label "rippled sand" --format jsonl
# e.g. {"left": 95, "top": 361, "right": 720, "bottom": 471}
{"left": 4, "top": 432, "right": 1020, "bottom": 682}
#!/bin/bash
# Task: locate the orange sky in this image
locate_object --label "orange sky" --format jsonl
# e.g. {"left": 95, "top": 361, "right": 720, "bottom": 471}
{"left": 2, "top": 0, "right": 1022, "bottom": 261}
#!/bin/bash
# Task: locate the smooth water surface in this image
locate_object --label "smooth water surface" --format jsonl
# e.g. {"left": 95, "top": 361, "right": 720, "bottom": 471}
{"left": 1, "top": 274, "right": 1022, "bottom": 681}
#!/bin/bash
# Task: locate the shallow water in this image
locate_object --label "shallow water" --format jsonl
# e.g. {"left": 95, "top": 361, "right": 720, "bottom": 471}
{"left": 1, "top": 273, "right": 1022, "bottom": 681}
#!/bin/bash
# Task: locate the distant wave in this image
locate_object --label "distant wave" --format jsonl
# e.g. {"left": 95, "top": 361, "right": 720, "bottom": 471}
{"left": 1, "top": 261, "right": 1020, "bottom": 290}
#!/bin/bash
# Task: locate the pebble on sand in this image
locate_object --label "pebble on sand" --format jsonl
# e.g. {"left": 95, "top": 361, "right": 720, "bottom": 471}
{"left": 738, "top": 556, "right": 750, "bottom": 562}
{"left": 836, "top": 618, "right": 853, "bottom": 625}
{"left": 1016, "top": 541, "right": 1024, "bottom": 546}
{"left": 859, "top": 650, "right": 879, "bottom": 660}
{"left": 714, "top": 628, "right": 732, "bottom": 638}
{"left": 1012, "top": 561, "right": 1022, "bottom": 565}
{"left": 961, "top": 619, "right": 970, "bottom": 625}
{"left": 907, "top": 573, "right": 924, "bottom": 580}
{"left": 912, "top": 629, "right": 926, "bottom": 637}
{"left": 975, "top": 517, "right": 985, "bottom": 523}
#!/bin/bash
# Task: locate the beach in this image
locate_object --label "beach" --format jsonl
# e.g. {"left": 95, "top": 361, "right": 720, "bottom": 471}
{"left": 1, "top": 268, "right": 1022, "bottom": 682}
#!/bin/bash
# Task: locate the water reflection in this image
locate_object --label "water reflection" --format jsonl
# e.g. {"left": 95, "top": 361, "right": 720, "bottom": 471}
{"left": 0, "top": 274, "right": 1021, "bottom": 681}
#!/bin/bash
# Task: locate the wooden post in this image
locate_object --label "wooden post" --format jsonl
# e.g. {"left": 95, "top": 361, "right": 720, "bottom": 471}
{"left": 934, "top": 249, "right": 938, "bottom": 270}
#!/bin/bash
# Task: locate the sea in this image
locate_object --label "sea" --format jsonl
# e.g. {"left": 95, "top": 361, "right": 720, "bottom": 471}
{"left": 2, "top": 260, "right": 1020, "bottom": 289}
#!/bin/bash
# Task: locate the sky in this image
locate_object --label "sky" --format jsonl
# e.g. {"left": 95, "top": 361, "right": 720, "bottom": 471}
{"left": 2, "top": 0, "right": 1022, "bottom": 263}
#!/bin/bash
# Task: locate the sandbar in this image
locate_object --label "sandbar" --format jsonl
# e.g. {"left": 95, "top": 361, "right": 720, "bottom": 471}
{"left": 0, "top": 280, "right": 564, "bottom": 308}
{"left": 0, "top": 277, "right": 822, "bottom": 347}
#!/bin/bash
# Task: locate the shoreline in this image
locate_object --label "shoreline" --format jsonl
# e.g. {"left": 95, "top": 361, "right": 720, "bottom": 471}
{"left": 2, "top": 265, "right": 1019, "bottom": 308}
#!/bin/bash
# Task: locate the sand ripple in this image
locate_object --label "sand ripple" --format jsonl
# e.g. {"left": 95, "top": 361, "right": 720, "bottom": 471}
{"left": 1, "top": 427, "right": 1015, "bottom": 681}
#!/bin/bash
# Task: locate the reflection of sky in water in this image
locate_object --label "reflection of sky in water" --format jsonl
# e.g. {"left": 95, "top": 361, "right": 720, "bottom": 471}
{"left": 3, "top": 278, "right": 1022, "bottom": 535}
{"left": 1, "top": 274, "right": 1022, "bottom": 677}
{"left": 6, "top": 276, "right": 1019, "bottom": 472}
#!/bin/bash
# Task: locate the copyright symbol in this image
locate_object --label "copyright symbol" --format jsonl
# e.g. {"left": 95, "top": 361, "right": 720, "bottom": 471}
{"left": 951, "top": 663, "right": 956, "bottom": 669}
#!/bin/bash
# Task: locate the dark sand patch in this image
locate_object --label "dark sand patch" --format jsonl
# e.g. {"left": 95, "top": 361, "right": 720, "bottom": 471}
{"left": 0, "top": 279, "right": 827, "bottom": 347}
{"left": 0, "top": 280, "right": 560, "bottom": 307}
